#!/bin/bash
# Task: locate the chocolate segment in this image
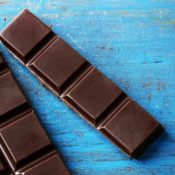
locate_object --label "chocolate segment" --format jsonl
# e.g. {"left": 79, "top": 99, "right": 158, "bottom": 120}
{"left": 1, "top": 111, "right": 51, "bottom": 170}
{"left": 0, "top": 9, "right": 163, "bottom": 157}
{"left": 0, "top": 71, "right": 26, "bottom": 117}
{"left": 17, "top": 151, "right": 70, "bottom": 175}
{"left": 63, "top": 68, "right": 124, "bottom": 126}
{"left": 0, "top": 9, "right": 52, "bottom": 62}
{"left": 0, "top": 54, "right": 70, "bottom": 174}
{"left": 99, "top": 99, "right": 162, "bottom": 157}
{"left": 29, "top": 37, "right": 89, "bottom": 95}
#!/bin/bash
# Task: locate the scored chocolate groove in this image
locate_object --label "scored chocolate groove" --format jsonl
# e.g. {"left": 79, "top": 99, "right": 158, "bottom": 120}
{"left": 0, "top": 53, "right": 70, "bottom": 174}
{"left": 0, "top": 9, "right": 163, "bottom": 157}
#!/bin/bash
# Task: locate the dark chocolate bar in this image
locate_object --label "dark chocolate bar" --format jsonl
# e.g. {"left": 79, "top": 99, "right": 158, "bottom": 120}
{"left": 0, "top": 53, "right": 70, "bottom": 174}
{"left": 0, "top": 9, "right": 163, "bottom": 157}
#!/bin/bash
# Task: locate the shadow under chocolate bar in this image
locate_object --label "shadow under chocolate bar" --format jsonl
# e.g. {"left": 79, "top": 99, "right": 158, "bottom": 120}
{"left": 0, "top": 53, "right": 70, "bottom": 174}
{"left": 0, "top": 9, "right": 163, "bottom": 158}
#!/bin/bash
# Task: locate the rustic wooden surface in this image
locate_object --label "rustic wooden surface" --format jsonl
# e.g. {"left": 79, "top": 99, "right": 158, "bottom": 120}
{"left": 0, "top": 0, "right": 175, "bottom": 174}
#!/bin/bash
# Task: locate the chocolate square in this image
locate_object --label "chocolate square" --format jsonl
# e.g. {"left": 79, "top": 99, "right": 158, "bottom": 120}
{"left": 29, "top": 37, "right": 87, "bottom": 95}
{"left": 0, "top": 72, "right": 26, "bottom": 117}
{"left": 1, "top": 9, "right": 51, "bottom": 61}
{"left": 64, "top": 68, "right": 123, "bottom": 126}
{"left": 18, "top": 152, "right": 69, "bottom": 175}
{"left": 100, "top": 100, "right": 162, "bottom": 156}
{"left": 0, "top": 111, "right": 51, "bottom": 170}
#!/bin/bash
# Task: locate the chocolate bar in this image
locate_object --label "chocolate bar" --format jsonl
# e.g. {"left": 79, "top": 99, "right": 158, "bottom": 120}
{"left": 0, "top": 53, "right": 70, "bottom": 174}
{"left": 0, "top": 9, "right": 163, "bottom": 157}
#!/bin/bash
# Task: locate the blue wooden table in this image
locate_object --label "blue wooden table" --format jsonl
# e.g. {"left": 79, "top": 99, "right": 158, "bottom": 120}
{"left": 0, "top": 1, "right": 175, "bottom": 174}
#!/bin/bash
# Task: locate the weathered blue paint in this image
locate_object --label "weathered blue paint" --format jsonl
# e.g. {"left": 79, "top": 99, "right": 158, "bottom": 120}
{"left": 0, "top": 0, "right": 175, "bottom": 174}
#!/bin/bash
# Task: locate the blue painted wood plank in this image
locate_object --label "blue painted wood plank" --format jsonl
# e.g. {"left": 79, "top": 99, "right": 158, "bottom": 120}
{"left": 0, "top": 0, "right": 175, "bottom": 174}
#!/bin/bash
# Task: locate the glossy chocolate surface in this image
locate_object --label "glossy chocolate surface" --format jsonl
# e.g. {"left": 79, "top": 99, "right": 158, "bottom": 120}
{"left": 0, "top": 54, "right": 70, "bottom": 174}
{"left": 18, "top": 151, "right": 70, "bottom": 175}
{"left": 29, "top": 37, "right": 88, "bottom": 95}
{"left": 0, "top": 9, "right": 163, "bottom": 157}
{"left": 1, "top": 9, "right": 52, "bottom": 61}
{"left": 1, "top": 111, "right": 51, "bottom": 169}
{"left": 100, "top": 99, "right": 162, "bottom": 156}
{"left": 64, "top": 68, "right": 123, "bottom": 126}
{"left": 0, "top": 71, "right": 26, "bottom": 117}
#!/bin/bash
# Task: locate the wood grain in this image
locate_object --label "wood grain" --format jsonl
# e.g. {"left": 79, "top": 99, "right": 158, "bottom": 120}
{"left": 0, "top": 0, "right": 175, "bottom": 174}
